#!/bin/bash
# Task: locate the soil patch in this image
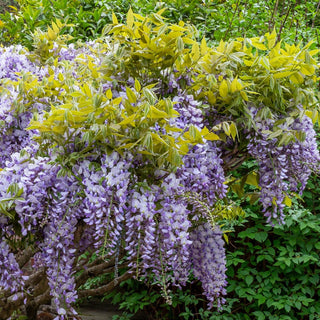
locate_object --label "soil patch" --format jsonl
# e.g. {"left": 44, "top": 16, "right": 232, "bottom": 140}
{"left": 77, "top": 299, "right": 147, "bottom": 320}
{"left": 0, "top": 0, "right": 18, "bottom": 14}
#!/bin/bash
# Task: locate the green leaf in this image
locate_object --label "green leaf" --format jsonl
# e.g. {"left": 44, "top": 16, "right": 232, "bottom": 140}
{"left": 245, "top": 275, "right": 254, "bottom": 286}
{"left": 255, "top": 232, "right": 268, "bottom": 243}
{"left": 252, "top": 311, "right": 265, "bottom": 320}
{"left": 126, "top": 87, "right": 137, "bottom": 104}
{"left": 257, "top": 295, "right": 267, "bottom": 306}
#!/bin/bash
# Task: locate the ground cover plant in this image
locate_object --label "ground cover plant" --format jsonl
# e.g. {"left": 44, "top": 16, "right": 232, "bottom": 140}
{"left": 0, "top": 6, "right": 320, "bottom": 320}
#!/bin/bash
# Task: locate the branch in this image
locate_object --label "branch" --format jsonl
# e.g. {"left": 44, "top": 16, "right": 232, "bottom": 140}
{"left": 276, "top": 2, "right": 295, "bottom": 43}
{"left": 312, "top": 0, "right": 320, "bottom": 28}
{"left": 25, "top": 267, "right": 46, "bottom": 287}
{"left": 76, "top": 256, "right": 130, "bottom": 288}
{"left": 76, "top": 263, "right": 115, "bottom": 288}
{"left": 0, "top": 293, "right": 26, "bottom": 319}
{"left": 269, "top": 0, "right": 279, "bottom": 31}
{"left": 223, "top": 0, "right": 241, "bottom": 41}
{"left": 17, "top": 246, "right": 37, "bottom": 269}
{"left": 77, "top": 268, "right": 134, "bottom": 299}
{"left": 222, "top": 154, "right": 248, "bottom": 172}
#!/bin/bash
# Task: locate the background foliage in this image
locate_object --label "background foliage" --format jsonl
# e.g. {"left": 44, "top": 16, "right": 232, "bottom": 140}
{"left": 2, "top": 0, "right": 320, "bottom": 48}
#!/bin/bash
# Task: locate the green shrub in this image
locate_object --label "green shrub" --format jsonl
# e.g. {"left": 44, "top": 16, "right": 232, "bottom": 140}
{"left": 0, "top": 0, "right": 158, "bottom": 47}
{"left": 214, "top": 205, "right": 320, "bottom": 320}
{"left": 2, "top": 0, "right": 320, "bottom": 48}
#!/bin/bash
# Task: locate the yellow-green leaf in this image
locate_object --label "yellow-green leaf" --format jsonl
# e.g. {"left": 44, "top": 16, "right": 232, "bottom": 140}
{"left": 134, "top": 79, "right": 141, "bottom": 92}
{"left": 309, "top": 49, "right": 320, "bottom": 56}
{"left": 149, "top": 106, "right": 168, "bottom": 119}
{"left": 201, "top": 127, "right": 220, "bottom": 141}
{"left": 207, "top": 91, "right": 216, "bottom": 104}
{"left": 191, "top": 43, "right": 200, "bottom": 61}
{"left": 200, "top": 37, "right": 208, "bottom": 55}
{"left": 266, "top": 28, "right": 277, "bottom": 49}
{"left": 106, "top": 89, "right": 113, "bottom": 99}
{"left": 222, "top": 122, "right": 230, "bottom": 136}
{"left": 251, "top": 41, "right": 267, "bottom": 50}
{"left": 82, "top": 83, "right": 92, "bottom": 97}
{"left": 230, "top": 78, "right": 243, "bottom": 93}
{"left": 119, "top": 114, "right": 136, "bottom": 127}
{"left": 223, "top": 233, "right": 229, "bottom": 244}
{"left": 283, "top": 195, "right": 292, "bottom": 207}
{"left": 273, "top": 71, "right": 294, "bottom": 79}
{"left": 126, "top": 87, "right": 137, "bottom": 104}
{"left": 169, "top": 24, "right": 187, "bottom": 32}
{"left": 151, "top": 132, "right": 169, "bottom": 146}
{"left": 305, "top": 109, "right": 318, "bottom": 124}
{"left": 112, "top": 11, "right": 118, "bottom": 24}
{"left": 219, "top": 80, "right": 228, "bottom": 98}
{"left": 246, "top": 172, "right": 259, "bottom": 188}
{"left": 127, "top": 8, "right": 134, "bottom": 29}
{"left": 112, "top": 97, "right": 122, "bottom": 105}
{"left": 289, "top": 72, "right": 304, "bottom": 84}
{"left": 300, "top": 64, "right": 315, "bottom": 76}
{"left": 229, "top": 122, "right": 238, "bottom": 140}
{"left": 47, "top": 26, "right": 57, "bottom": 41}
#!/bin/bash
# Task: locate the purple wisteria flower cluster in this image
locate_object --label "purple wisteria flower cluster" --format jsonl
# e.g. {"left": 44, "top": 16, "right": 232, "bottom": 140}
{"left": 0, "top": 239, "right": 25, "bottom": 295}
{"left": 248, "top": 111, "right": 320, "bottom": 224}
{"left": 0, "top": 46, "right": 37, "bottom": 81}
{"left": 190, "top": 223, "right": 227, "bottom": 309}
{"left": 0, "top": 149, "right": 83, "bottom": 317}
{"left": 0, "top": 46, "right": 43, "bottom": 168}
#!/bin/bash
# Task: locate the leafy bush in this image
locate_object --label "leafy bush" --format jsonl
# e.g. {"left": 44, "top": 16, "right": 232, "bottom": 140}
{"left": 2, "top": 0, "right": 320, "bottom": 48}
{"left": 210, "top": 205, "right": 320, "bottom": 320}
{"left": 0, "top": 0, "right": 160, "bottom": 47}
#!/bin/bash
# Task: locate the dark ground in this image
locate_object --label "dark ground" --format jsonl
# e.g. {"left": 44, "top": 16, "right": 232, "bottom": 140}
{"left": 78, "top": 298, "right": 147, "bottom": 320}
{"left": 0, "top": 0, "right": 17, "bottom": 14}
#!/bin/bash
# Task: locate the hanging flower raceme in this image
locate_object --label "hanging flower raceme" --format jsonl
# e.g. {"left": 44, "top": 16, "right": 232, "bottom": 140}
{"left": 190, "top": 223, "right": 227, "bottom": 309}
{"left": 248, "top": 113, "right": 320, "bottom": 224}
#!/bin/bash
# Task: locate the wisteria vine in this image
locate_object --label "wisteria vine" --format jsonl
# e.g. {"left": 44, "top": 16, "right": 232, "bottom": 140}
{"left": 0, "top": 24, "right": 319, "bottom": 320}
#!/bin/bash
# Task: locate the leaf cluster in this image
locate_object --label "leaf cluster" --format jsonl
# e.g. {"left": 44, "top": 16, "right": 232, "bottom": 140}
{"left": 212, "top": 206, "right": 320, "bottom": 320}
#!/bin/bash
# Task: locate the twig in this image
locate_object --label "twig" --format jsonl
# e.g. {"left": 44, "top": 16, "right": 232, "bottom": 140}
{"left": 223, "top": 0, "right": 241, "bottom": 41}
{"left": 312, "top": 0, "right": 320, "bottom": 28}
{"left": 77, "top": 268, "right": 134, "bottom": 299}
{"left": 276, "top": 1, "right": 295, "bottom": 43}
{"left": 270, "top": 0, "right": 279, "bottom": 31}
